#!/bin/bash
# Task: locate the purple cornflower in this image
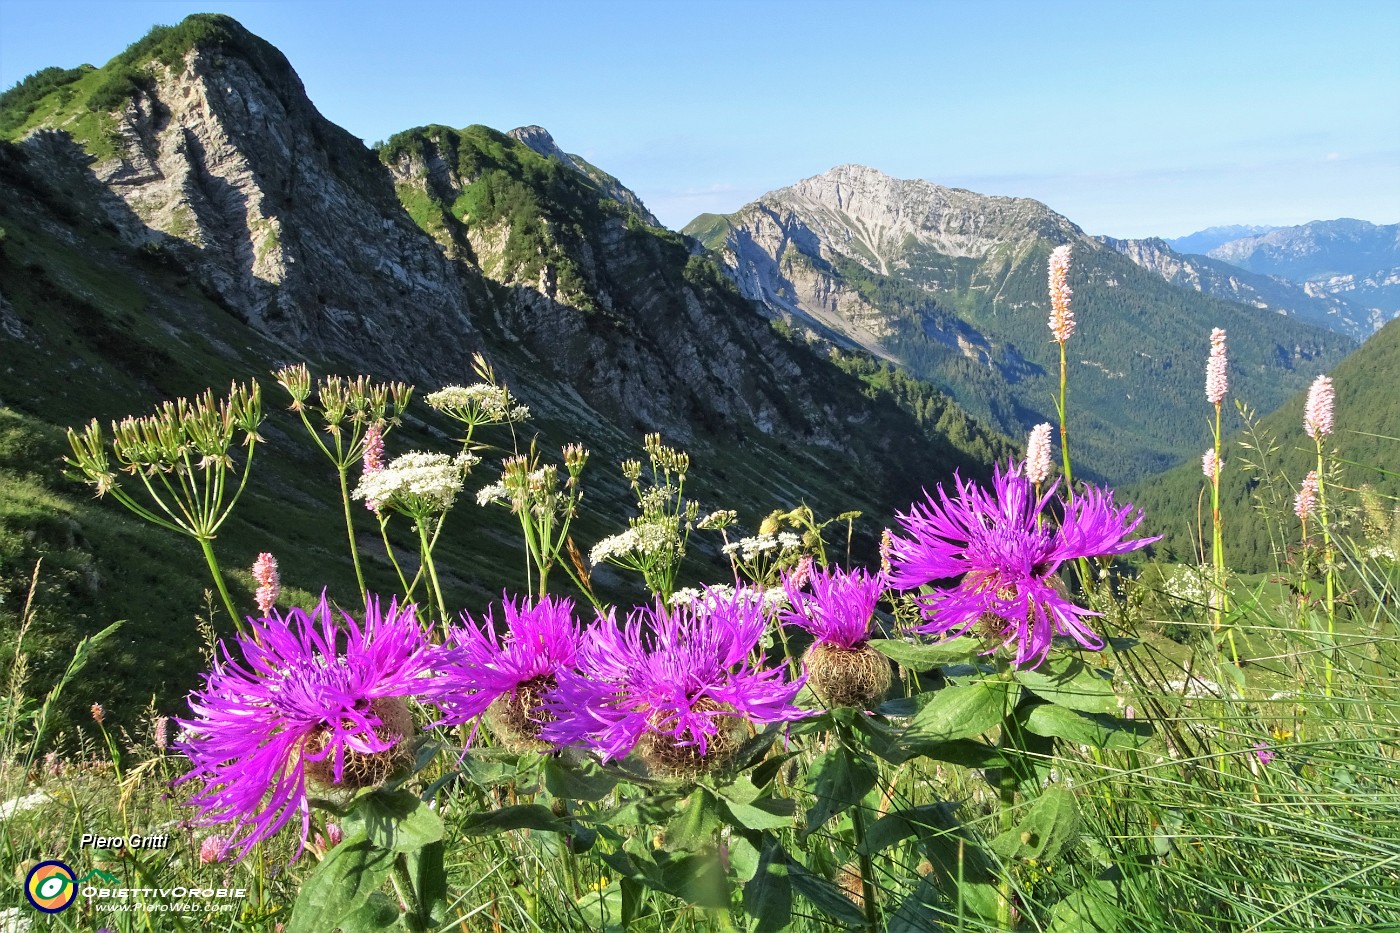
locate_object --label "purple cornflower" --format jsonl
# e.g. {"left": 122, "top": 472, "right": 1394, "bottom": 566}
{"left": 176, "top": 595, "right": 440, "bottom": 860}
{"left": 433, "top": 594, "right": 585, "bottom": 749}
{"left": 541, "top": 591, "right": 805, "bottom": 776}
{"left": 1252, "top": 742, "right": 1275, "bottom": 765}
{"left": 782, "top": 566, "right": 892, "bottom": 708}
{"left": 887, "top": 461, "right": 1159, "bottom": 669}
{"left": 781, "top": 566, "right": 884, "bottom": 650}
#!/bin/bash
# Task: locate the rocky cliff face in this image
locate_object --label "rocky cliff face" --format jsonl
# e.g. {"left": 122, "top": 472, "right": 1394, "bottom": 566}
{"left": 1, "top": 15, "right": 1011, "bottom": 522}
{"left": 1100, "top": 235, "right": 1374, "bottom": 339}
{"left": 12, "top": 21, "right": 481, "bottom": 383}
{"left": 380, "top": 126, "right": 905, "bottom": 451}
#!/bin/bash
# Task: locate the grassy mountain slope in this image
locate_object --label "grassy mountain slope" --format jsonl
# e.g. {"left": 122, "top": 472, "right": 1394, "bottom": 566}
{"left": 1133, "top": 315, "right": 1400, "bottom": 571}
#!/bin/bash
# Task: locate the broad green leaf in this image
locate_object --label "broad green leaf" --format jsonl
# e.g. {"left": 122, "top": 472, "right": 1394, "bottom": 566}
{"left": 1048, "top": 878, "right": 1126, "bottom": 933}
{"left": 870, "top": 636, "right": 981, "bottom": 668}
{"left": 1014, "top": 655, "right": 1119, "bottom": 714}
{"left": 787, "top": 857, "right": 867, "bottom": 928}
{"left": 803, "top": 748, "right": 878, "bottom": 836}
{"left": 1022, "top": 703, "right": 1152, "bottom": 750}
{"left": 338, "top": 892, "right": 399, "bottom": 932}
{"left": 655, "top": 849, "right": 731, "bottom": 908}
{"left": 887, "top": 875, "right": 1001, "bottom": 929}
{"left": 666, "top": 787, "right": 720, "bottom": 851}
{"left": 718, "top": 794, "right": 796, "bottom": 832}
{"left": 407, "top": 839, "right": 448, "bottom": 925}
{"left": 359, "top": 788, "right": 444, "bottom": 852}
{"left": 990, "top": 785, "right": 1079, "bottom": 862}
{"left": 743, "top": 841, "right": 794, "bottom": 933}
{"left": 899, "top": 680, "right": 1009, "bottom": 745}
{"left": 459, "top": 803, "right": 563, "bottom": 836}
{"left": 285, "top": 832, "right": 393, "bottom": 933}
{"left": 544, "top": 755, "right": 621, "bottom": 801}
{"left": 577, "top": 881, "right": 625, "bottom": 929}
{"left": 857, "top": 802, "right": 961, "bottom": 858}
{"left": 728, "top": 833, "right": 761, "bottom": 883}
{"left": 593, "top": 793, "right": 682, "bottom": 827}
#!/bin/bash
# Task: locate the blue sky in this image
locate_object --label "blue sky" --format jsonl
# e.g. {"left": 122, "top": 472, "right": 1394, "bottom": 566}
{"left": 2, "top": 0, "right": 1397, "bottom": 237}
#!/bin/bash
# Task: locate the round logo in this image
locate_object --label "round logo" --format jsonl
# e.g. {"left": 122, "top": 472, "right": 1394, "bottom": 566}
{"left": 25, "top": 860, "right": 77, "bottom": 913}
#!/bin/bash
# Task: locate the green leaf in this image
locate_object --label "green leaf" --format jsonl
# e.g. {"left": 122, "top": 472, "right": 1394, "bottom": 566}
{"left": 728, "top": 833, "right": 761, "bottom": 883}
{"left": 1014, "top": 655, "right": 1120, "bottom": 714}
{"left": 743, "top": 842, "right": 794, "bottom": 933}
{"left": 870, "top": 635, "right": 981, "bottom": 668}
{"left": 577, "top": 881, "right": 625, "bottom": 929}
{"left": 666, "top": 787, "right": 720, "bottom": 851}
{"left": 544, "top": 755, "right": 621, "bottom": 801}
{"left": 857, "top": 802, "right": 961, "bottom": 857}
{"left": 718, "top": 794, "right": 796, "bottom": 832}
{"left": 1048, "top": 878, "right": 1126, "bottom": 932}
{"left": 1021, "top": 703, "right": 1152, "bottom": 750}
{"left": 990, "top": 785, "right": 1079, "bottom": 862}
{"left": 803, "top": 747, "right": 878, "bottom": 836}
{"left": 655, "top": 849, "right": 731, "bottom": 908}
{"left": 896, "top": 680, "right": 1009, "bottom": 750}
{"left": 787, "top": 858, "right": 867, "bottom": 928}
{"left": 338, "top": 892, "right": 399, "bottom": 932}
{"left": 407, "top": 840, "right": 448, "bottom": 925}
{"left": 358, "top": 789, "right": 444, "bottom": 852}
{"left": 460, "top": 803, "right": 563, "bottom": 836}
{"left": 285, "top": 832, "right": 394, "bottom": 933}
{"left": 593, "top": 793, "right": 682, "bottom": 828}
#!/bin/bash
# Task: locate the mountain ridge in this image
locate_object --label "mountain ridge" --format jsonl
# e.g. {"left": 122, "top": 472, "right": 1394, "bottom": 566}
{"left": 685, "top": 164, "right": 1354, "bottom": 485}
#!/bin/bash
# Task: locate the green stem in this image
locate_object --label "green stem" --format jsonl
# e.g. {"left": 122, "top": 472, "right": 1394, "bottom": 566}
{"left": 1315, "top": 442, "right": 1338, "bottom": 697}
{"left": 849, "top": 802, "right": 882, "bottom": 932}
{"left": 338, "top": 467, "right": 369, "bottom": 610}
{"left": 1057, "top": 340, "right": 1074, "bottom": 503}
{"left": 997, "top": 671, "right": 1020, "bottom": 932}
{"left": 418, "top": 519, "right": 449, "bottom": 624}
{"left": 378, "top": 516, "right": 411, "bottom": 596}
{"left": 198, "top": 536, "right": 244, "bottom": 636}
{"left": 392, "top": 853, "right": 430, "bottom": 932}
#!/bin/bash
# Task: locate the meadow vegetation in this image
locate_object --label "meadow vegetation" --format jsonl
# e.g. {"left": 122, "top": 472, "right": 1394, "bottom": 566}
{"left": 0, "top": 249, "right": 1396, "bottom": 933}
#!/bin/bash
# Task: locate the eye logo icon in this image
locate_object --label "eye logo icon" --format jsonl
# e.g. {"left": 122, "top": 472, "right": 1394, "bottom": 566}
{"left": 25, "top": 860, "right": 77, "bottom": 913}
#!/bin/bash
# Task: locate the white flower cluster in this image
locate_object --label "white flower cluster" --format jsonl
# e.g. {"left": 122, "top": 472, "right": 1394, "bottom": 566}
{"left": 589, "top": 520, "right": 678, "bottom": 566}
{"left": 669, "top": 584, "right": 788, "bottom": 616}
{"left": 1159, "top": 564, "right": 1211, "bottom": 608}
{"left": 426, "top": 383, "right": 530, "bottom": 423}
{"left": 353, "top": 451, "right": 475, "bottom": 513}
{"left": 721, "top": 532, "right": 802, "bottom": 561}
{"left": 476, "top": 481, "right": 508, "bottom": 507}
{"left": 695, "top": 509, "right": 737, "bottom": 530}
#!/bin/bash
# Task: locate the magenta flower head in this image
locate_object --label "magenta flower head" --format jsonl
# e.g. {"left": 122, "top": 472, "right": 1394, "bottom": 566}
{"left": 887, "top": 461, "right": 1159, "bottom": 669}
{"left": 541, "top": 591, "right": 806, "bottom": 777}
{"left": 176, "top": 594, "right": 440, "bottom": 860}
{"left": 782, "top": 566, "right": 883, "bottom": 650}
{"left": 433, "top": 594, "right": 585, "bottom": 751}
{"left": 782, "top": 566, "right": 892, "bottom": 708}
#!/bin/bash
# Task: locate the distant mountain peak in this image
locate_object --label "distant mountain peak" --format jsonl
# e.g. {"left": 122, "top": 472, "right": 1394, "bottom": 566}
{"left": 507, "top": 124, "right": 660, "bottom": 227}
